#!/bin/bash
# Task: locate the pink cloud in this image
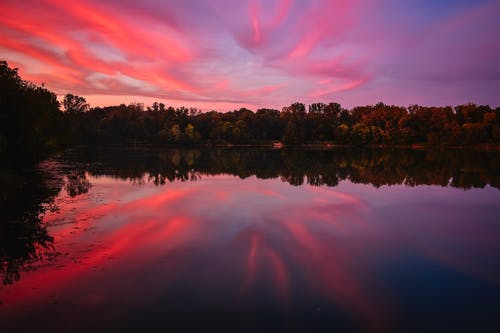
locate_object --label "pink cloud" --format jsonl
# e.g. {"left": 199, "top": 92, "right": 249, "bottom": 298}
{"left": 0, "top": 0, "right": 498, "bottom": 109}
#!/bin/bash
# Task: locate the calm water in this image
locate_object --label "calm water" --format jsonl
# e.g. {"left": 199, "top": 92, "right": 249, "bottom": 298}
{"left": 1, "top": 148, "right": 500, "bottom": 332}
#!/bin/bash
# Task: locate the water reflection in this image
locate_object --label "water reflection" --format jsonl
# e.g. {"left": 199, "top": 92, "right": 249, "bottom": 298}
{"left": 0, "top": 161, "right": 63, "bottom": 285}
{"left": 67, "top": 147, "right": 500, "bottom": 189}
{"left": 1, "top": 148, "right": 499, "bottom": 332}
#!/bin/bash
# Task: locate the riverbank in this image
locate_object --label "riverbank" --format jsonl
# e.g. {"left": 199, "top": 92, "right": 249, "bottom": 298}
{"left": 64, "top": 141, "right": 500, "bottom": 151}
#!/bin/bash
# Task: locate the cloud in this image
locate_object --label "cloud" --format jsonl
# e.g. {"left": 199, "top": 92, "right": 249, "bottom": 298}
{"left": 1, "top": 0, "right": 499, "bottom": 110}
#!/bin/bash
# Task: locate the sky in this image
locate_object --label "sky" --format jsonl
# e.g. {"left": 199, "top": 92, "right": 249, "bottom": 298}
{"left": 1, "top": 0, "right": 499, "bottom": 110}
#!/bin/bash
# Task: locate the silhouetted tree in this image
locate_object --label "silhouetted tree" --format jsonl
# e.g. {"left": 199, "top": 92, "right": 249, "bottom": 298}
{"left": 0, "top": 61, "right": 63, "bottom": 158}
{"left": 63, "top": 93, "right": 89, "bottom": 114}
{"left": 2, "top": 60, "right": 500, "bottom": 153}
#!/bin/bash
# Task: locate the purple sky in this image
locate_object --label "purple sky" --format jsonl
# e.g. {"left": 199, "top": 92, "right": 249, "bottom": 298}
{"left": 1, "top": 0, "right": 499, "bottom": 110}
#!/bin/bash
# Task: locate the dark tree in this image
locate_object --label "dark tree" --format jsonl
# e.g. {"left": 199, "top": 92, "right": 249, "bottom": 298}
{"left": 63, "top": 93, "right": 89, "bottom": 114}
{"left": 1, "top": 60, "right": 499, "bottom": 153}
{"left": 0, "top": 61, "right": 63, "bottom": 158}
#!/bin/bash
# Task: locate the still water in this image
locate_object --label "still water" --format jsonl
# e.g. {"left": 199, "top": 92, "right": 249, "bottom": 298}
{"left": 1, "top": 148, "right": 500, "bottom": 332}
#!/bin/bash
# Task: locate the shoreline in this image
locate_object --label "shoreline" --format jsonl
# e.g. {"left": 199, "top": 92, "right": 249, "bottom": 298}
{"left": 65, "top": 142, "right": 500, "bottom": 151}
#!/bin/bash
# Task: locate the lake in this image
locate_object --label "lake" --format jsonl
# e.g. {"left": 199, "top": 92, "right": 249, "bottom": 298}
{"left": 1, "top": 148, "right": 499, "bottom": 332}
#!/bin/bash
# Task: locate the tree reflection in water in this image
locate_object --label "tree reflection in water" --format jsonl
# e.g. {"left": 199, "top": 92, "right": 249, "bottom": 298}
{"left": 70, "top": 147, "right": 499, "bottom": 190}
{"left": 0, "top": 161, "right": 90, "bottom": 285}
{"left": 1, "top": 147, "right": 499, "bottom": 285}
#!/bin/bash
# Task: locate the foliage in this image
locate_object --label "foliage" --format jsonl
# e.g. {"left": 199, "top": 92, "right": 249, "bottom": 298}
{"left": 63, "top": 93, "right": 89, "bottom": 114}
{"left": 67, "top": 101, "right": 499, "bottom": 147}
{"left": 0, "top": 61, "right": 64, "bottom": 158}
{"left": 1, "top": 60, "right": 500, "bottom": 154}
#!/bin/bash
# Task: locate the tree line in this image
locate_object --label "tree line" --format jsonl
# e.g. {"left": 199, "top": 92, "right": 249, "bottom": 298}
{"left": 63, "top": 98, "right": 500, "bottom": 148}
{"left": 2, "top": 60, "right": 500, "bottom": 159}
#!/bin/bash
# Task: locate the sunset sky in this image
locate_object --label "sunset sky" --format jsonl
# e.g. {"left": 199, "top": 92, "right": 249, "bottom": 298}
{"left": 1, "top": 0, "right": 499, "bottom": 110}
